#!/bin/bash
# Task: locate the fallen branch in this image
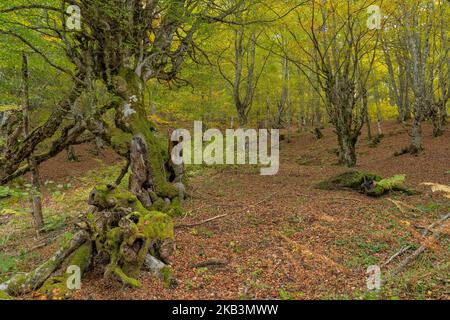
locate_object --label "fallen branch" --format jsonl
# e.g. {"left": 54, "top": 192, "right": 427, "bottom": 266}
{"left": 175, "top": 191, "right": 279, "bottom": 229}
{"left": 1, "top": 230, "right": 89, "bottom": 296}
{"left": 190, "top": 259, "right": 228, "bottom": 269}
{"left": 392, "top": 213, "right": 450, "bottom": 275}
{"left": 382, "top": 245, "right": 411, "bottom": 268}
{"left": 175, "top": 213, "right": 229, "bottom": 229}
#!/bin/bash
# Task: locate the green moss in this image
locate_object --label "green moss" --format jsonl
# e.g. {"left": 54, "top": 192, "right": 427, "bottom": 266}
{"left": 110, "top": 126, "right": 133, "bottom": 155}
{"left": 139, "top": 211, "right": 174, "bottom": 240}
{"left": 366, "top": 175, "right": 414, "bottom": 197}
{"left": 377, "top": 175, "right": 406, "bottom": 190}
{"left": 317, "top": 172, "right": 415, "bottom": 197}
{"left": 37, "top": 276, "right": 67, "bottom": 299}
{"left": 107, "top": 265, "right": 142, "bottom": 288}
{"left": 99, "top": 206, "right": 174, "bottom": 288}
{"left": 37, "top": 242, "right": 92, "bottom": 299}
{"left": 150, "top": 198, "right": 166, "bottom": 212}
{"left": 90, "top": 186, "right": 144, "bottom": 211}
{"left": 68, "top": 242, "right": 92, "bottom": 272}
{"left": 113, "top": 70, "right": 179, "bottom": 200}
{"left": 7, "top": 251, "right": 64, "bottom": 296}
{"left": 166, "top": 197, "right": 183, "bottom": 217}
{"left": 160, "top": 266, "right": 177, "bottom": 289}
{"left": 6, "top": 274, "right": 28, "bottom": 296}
{"left": 317, "top": 171, "right": 382, "bottom": 190}
{"left": 0, "top": 290, "right": 12, "bottom": 300}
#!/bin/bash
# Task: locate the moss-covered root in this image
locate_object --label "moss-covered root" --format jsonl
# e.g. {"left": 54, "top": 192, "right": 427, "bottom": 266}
{"left": 36, "top": 242, "right": 92, "bottom": 300}
{"left": 316, "top": 171, "right": 382, "bottom": 191}
{"left": 89, "top": 184, "right": 183, "bottom": 217}
{"left": 104, "top": 211, "right": 174, "bottom": 287}
{"left": 4, "top": 230, "right": 89, "bottom": 296}
{"left": 105, "top": 265, "right": 142, "bottom": 288}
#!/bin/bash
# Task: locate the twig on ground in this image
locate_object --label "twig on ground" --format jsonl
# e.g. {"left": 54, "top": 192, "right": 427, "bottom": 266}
{"left": 190, "top": 259, "right": 228, "bottom": 269}
{"left": 382, "top": 245, "right": 412, "bottom": 267}
{"left": 175, "top": 213, "right": 229, "bottom": 229}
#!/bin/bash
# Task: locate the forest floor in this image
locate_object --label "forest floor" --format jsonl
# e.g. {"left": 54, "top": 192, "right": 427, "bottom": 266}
{"left": 0, "top": 121, "right": 449, "bottom": 300}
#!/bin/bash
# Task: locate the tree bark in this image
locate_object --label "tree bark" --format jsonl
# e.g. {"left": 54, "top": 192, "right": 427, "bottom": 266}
{"left": 21, "top": 53, "right": 44, "bottom": 232}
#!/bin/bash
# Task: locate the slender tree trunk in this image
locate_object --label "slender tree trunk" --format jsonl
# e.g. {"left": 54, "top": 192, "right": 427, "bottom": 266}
{"left": 374, "top": 85, "right": 383, "bottom": 135}
{"left": 411, "top": 100, "right": 423, "bottom": 153}
{"left": 287, "top": 95, "right": 292, "bottom": 143}
{"left": 362, "top": 88, "right": 372, "bottom": 140}
{"left": 66, "top": 145, "right": 79, "bottom": 162}
{"left": 231, "top": 29, "right": 256, "bottom": 126}
{"left": 21, "top": 53, "right": 44, "bottom": 233}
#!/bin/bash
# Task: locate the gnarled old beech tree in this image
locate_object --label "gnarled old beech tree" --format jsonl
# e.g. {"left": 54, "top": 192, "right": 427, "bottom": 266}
{"left": 0, "top": 0, "right": 243, "bottom": 297}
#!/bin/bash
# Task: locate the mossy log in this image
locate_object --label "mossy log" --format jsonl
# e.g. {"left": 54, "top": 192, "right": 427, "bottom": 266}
{"left": 316, "top": 171, "right": 382, "bottom": 191}
{"left": 317, "top": 171, "right": 415, "bottom": 197}
{"left": 1, "top": 230, "right": 89, "bottom": 296}
{"left": 36, "top": 242, "right": 92, "bottom": 299}
{"left": 365, "top": 175, "right": 415, "bottom": 197}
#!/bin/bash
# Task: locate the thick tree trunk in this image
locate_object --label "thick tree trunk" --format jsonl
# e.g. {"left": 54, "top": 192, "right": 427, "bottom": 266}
{"left": 112, "top": 69, "right": 180, "bottom": 202}
{"left": 337, "top": 131, "right": 357, "bottom": 167}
